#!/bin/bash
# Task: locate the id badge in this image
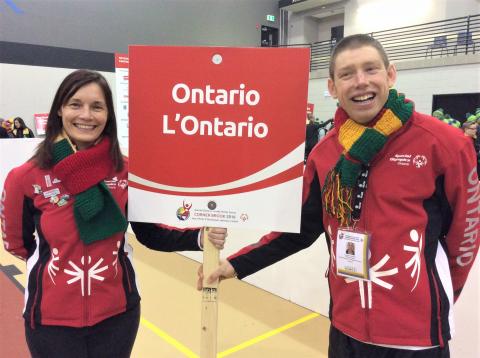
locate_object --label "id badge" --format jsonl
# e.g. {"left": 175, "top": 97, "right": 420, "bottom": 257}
{"left": 336, "top": 228, "right": 370, "bottom": 280}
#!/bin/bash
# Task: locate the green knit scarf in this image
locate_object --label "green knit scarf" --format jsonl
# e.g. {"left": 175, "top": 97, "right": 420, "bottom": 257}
{"left": 53, "top": 137, "right": 127, "bottom": 245}
{"left": 322, "top": 89, "right": 413, "bottom": 226}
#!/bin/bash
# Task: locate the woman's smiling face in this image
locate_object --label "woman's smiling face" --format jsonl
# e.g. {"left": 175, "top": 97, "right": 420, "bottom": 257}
{"left": 58, "top": 82, "right": 108, "bottom": 150}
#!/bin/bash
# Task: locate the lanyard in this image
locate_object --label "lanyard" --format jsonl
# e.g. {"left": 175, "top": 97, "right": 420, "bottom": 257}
{"left": 351, "top": 166, "right": 369, "bottom": 222}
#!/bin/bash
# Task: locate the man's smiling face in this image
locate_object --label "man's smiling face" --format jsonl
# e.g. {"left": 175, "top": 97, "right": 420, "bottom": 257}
{"left": 328, "top": 45, "right": 397, "bottom": 124}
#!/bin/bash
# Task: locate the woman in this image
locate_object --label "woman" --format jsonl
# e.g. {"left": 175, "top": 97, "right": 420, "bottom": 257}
{"left": 0, "top": 69, "right": 227, "bottom": 357}
{"left": 12, "top": 116, "right": 35, "bottom": 138}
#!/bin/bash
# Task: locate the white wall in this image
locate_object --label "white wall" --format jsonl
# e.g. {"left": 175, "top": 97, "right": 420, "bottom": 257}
{"left": 304, "top": 15, "right": 321, "bottom": 44}
{"left": 317, "top": 14, "right": 345, "bottom": 42}
{"left": 288, "top": 12, "right": 319, "bottom": 44}
{"left": 288, "top": 12, "right": 345, "bottom": 45}
{"left": 344, "top": 0, "right": 480, "bottom": 36}
{"left": 446, "top": 0, "right": 480, "bottom": 20}
{"left": 451, "top": 256, "right": 479, "bottom": 357}
{"left": 395, "top": 63, "right": 480, "bottom": 115}
{"left": 0, "top": 64, "right": 116, "bottom": 135}
{"left": 307, "top": 78, "right": 337, "bottom": 122}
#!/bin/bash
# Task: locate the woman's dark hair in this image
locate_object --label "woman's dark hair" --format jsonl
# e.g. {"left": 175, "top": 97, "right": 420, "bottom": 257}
{"left": 33, "top": 69, "right": 124, "bottom": 171}
{"left": 14, "top": 117, "right": 27, "bottom": 129}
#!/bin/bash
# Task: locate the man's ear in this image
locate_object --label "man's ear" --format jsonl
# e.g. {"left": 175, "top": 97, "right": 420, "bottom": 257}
{"left": 387, "top": 63, "right": 397, "bottom": 88}
{"left": 327, "top": 78, "right": 337, "bottom": 99}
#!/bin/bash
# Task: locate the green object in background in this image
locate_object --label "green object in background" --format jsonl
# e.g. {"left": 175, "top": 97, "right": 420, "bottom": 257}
{"left": 475, "top": 107, "right": 480, "bottom": 121}
{"left": 432, "top": 108, "right": 445, "bottom": 119}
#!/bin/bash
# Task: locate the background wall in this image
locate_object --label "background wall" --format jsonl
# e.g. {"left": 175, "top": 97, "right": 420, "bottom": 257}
{"left": 0, "top": 0, "right": 280, "bottom": 53}
{"left": 288, "top": 12, "right": 345, "bottom": 45}
{"left": 344, "top": 0, "right": 479, "bottom": 35}
{"left": 316, "top": 14, "right": 344, "bottom": 42}
{"left": 288, "top": 12, "right": 320, "bottom": 44}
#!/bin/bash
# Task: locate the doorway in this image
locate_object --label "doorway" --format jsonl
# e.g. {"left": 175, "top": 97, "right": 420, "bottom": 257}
{"left": 261, "top": 25, "right": 279, "bottom": 47}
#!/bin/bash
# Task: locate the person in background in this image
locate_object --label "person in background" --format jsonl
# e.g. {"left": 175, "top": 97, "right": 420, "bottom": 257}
{"left": 1, "top": 69, "right": 227, "bottom": 358}
{"left": 304, "top": 113, "right": 320, "bottom": 162}
{"left": 432, "top": 108, "right": 445, "bottom": 120}
{"left": 462, "top": 112, "right": 480, "bottom": 177}
{"left": 1, "top": 117, "right": 14, "bottom": 137}
{"left": 199, "top": 34, "right": 479, "bottom": 358}
{"left": 442, "top": 113, "right": 461, "bottom": 128}
{"left": 463, "top": 113, "right": 478, "bottom": 139}
{"left": 318, "top": 118, "right": 334, "bottom": 141}
{"left": 432, "top": 109, "right": 461, "bottom": 128}
{"left": 12, "top": 116, "right": 35, "bottom": 138}
{"left": 474, "top": 107, "right": 480, "bottom": 139}
{"left": 0, "top": 118, "right": 9, "bottom": 138}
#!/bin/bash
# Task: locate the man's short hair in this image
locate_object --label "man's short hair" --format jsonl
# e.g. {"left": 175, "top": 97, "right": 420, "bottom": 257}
{"left": 329, "top": 34, "right": 390, "bottom": 79}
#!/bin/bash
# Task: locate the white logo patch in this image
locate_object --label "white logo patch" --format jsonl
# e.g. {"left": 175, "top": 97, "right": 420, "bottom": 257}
{"left": 389, "top": 153, "right": 428, "bottom": 168}
{"left": 412, "top": 155, "right": 428, "bottom": 168}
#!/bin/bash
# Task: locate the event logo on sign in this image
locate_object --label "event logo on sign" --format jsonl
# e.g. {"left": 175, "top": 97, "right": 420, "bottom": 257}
{"left": 176, "top": 201, "right": 192, "bottom": 221}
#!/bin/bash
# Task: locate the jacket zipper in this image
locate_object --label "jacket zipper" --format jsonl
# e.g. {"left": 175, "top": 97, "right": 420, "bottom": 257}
{"left": 430, "top": 268, "right": 445, "bottom": 347}
{"left": 30, "top": 263, "right": 44, "bottom": 329}
{"left": 122, "top": 254, "right": 132, "bottom": 293}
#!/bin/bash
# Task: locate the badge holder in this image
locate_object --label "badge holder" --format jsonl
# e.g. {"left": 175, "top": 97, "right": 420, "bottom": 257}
{"left": 336, "top": 227, "right": 371, "bottom": 280}
{"left": 335, "top": 166, "right": 371, "bottom": 281}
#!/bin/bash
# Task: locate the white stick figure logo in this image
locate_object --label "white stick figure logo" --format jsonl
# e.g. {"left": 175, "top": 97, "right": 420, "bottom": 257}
{"left": 404, "top": 229, "right": 423, "bottom": 292}
{"left": 345, "top": 254, "right": 398, "bottom": 309}
{"left": 64, "top": 256, "right": 108, "bottom": 296}
{"left": 47, "top": 248, "right": 60, "bottom": 284}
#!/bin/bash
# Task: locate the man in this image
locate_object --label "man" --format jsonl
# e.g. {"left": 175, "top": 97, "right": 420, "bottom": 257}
{"left": 198, "top": 34, "right": 479, "bottom": 357}
{"left": 305, "top": 113, "right": 320, "bottom": 161}
{"left": 318, "top": 118, "right": 334, "bottom": 141}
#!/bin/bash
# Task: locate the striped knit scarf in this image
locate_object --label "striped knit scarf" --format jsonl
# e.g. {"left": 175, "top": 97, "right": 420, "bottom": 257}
{"left": 52, "top": 136, "right": 127, "bottom": 244}
{"left": 322, "top": 89, "right": 413, "bottom": 226}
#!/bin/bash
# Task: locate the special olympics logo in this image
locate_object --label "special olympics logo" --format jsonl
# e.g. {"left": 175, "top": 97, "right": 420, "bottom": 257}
{"left": 240, "top": 213, "right": 248, "bottom": 222}
{"left": 176, "top": 201, "right": 192, "bottom": 221}
{"left": 118, "top": 180, "right": 128, "bottom": 189}
{"left": 413, "top": 155, "right": 427, "bottom": 168}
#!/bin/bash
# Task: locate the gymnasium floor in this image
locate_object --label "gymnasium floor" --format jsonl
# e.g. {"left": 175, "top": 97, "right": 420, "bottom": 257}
{"left": 0, "top": 232, "right": 330, "bottom": 358}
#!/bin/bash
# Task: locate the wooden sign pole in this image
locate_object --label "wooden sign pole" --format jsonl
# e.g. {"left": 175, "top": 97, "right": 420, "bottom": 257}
{"left": 200, "top": 227, "right": 220, "bottom": 358}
